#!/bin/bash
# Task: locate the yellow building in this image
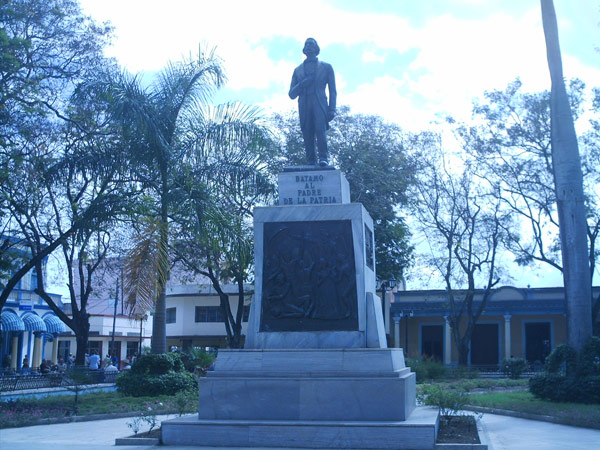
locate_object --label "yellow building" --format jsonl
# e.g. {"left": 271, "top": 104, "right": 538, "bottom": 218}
{"left": 388, "top": 285, "right": 598, "bottom": 367}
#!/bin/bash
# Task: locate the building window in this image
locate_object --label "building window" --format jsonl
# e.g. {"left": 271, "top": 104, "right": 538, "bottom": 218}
{"left": 525, "top": 322, "right": 551, "bottom": 364}
{"left": 421, "top": 325, "right": 443, "bottom": 361}
{"left": 166, "top": 307, "right": 176, "bottom": 324}
{"left": 58, "top": 341, "right": 71, "bottom": 362}
{"left": 126, "top": 341, "right": 139, "bottom": 360}
{"left": 87, "top": 341, "right": 102, "bottom": 357}
{"left": 195, "top": 306, "right": 223, "bottom": 323}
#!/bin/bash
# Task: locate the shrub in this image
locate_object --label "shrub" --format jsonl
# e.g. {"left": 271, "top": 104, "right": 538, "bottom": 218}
{"left": 577, "top": 336, "right": 600, "bottom": 377}
{"left": 181, "top": 347, "right": 216, "bottom": 375}
{"left": 417, "top": 384, "right": 469, "bottom": 416}
{"left": 529, "top": 374, "right": 600, "bottom": 404}
{"left": 544, "top": 344, "right": 577, "bottom": 375}
{"left": 531, "top": 337, "right": 600, "bottom": 404}
{"left": 501, "top": 358, "right": 528, "bottom": 379}
{"left": 407, "top": 357, "right": 447, "bottom": 383}
{"left": 116, "top": 352, "right": 196, "bottom": 397}
{"left": 130, "top": 353, "right": 185, "bottom": 375}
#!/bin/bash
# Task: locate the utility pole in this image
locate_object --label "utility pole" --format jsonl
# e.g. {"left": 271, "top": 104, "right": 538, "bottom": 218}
{"left": 110, "top": 277, "right": 119, "bottom": 358}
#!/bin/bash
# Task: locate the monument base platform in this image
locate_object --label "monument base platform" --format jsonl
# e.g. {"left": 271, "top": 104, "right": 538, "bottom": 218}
{"left": 162, "top": 348, "right": 435, "bottom": 448}
{"left": 161, "top": 406, "right": 439, "bottom": 449}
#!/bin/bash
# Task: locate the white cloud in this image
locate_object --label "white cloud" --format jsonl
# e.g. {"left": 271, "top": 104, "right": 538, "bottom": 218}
{"left": 80, "top": 0, "right": 599, "bottom": 129}
{"left": 362, "top": 51, "right": 386, "bottom": 63}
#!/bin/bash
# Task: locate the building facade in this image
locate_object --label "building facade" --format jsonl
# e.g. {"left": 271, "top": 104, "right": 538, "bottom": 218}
{"left": 1, "top": 259, "right": 66, "bottom": 373}
{"left": 165, "top": 283, "right": 252, "bottom": 351}
{"left": 388, "top": 285, "right": 599, "bottom": 366}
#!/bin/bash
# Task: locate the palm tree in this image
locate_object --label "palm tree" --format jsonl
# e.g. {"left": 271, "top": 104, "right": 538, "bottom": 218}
{"left": 540, "top": 0, "right": 592, "bottom": 351}
{"left": 112, "top": 49, "right": 225, "bottom": 353}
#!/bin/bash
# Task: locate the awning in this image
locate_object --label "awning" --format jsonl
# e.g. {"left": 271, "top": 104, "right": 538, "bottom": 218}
{"left": 22, "top": 313, "right": 47, "bottom": 332}
{"left": 43, "top": 314, "right": 66, "bottom": 334}
{"left": 1, "top": 311, "right": 25, "bottom": 332}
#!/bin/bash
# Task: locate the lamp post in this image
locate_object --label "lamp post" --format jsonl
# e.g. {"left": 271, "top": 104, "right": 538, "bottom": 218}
{"left": 110, "top": 277, "right": 119, "bottom": 360}
{"left": 376, "top": 275, "right": 397, "bottom": 345}
{"left": 138, "top": 314, "right": 147, "bottom": 357}
{"left": 405, "top": 310, "right": 413, "bottom": 356}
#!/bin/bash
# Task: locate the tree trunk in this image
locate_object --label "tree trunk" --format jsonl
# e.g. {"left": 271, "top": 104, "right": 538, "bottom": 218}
{"left": 151, "top": 184, "right": 169, "bottom": 354}
{"left": 541, "top": 0, "right": 593, "bottom": 351}
{"left": 457, "top": 341, "right": 469, "bottom": 366}
{"left": 75, "top": 327, "right": 89, "bottom": 366}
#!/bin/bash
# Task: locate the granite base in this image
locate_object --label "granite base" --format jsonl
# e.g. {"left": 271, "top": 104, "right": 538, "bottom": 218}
{"left": 162, "top": 406, "right": 439, "bottom": 449}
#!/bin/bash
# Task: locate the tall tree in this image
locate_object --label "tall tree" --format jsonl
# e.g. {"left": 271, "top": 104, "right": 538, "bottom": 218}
{"left": 456, "top": 78, "right": 600, "bottom": 335}
{"left": 0, "top": 0, "right": 115, "bottom": 320}
{"left": 273, "top": 107, "right": 416, "bottom": 280}
{"left": 171, "top": 103, "right": 277, "bottom": 347}
{"left": 410, "top": 142, "right": 506, "bottom": 365}
{"left": 540, "top": 0, "right": 593, "bottom": 350}
{"left": 5, "top": 68, "right": 132, "bottom": 365}
{"left": 113, "top": 51, "right": 225, "bottom": 353}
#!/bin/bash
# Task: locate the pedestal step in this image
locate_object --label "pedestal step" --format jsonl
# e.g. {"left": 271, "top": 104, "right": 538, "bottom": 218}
{"left": 162, "top": 407, "right": 440, "bottom": 449}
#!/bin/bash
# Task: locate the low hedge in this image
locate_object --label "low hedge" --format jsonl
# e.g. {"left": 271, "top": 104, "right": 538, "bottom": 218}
{"left": 116, "top": 352, "right": 196, "bottom": 397}
{"left": 529, "top": 336, "right": 600, "bottom": 404}
{"left": 529, "top": 374, "right": 600, "bottom": 404}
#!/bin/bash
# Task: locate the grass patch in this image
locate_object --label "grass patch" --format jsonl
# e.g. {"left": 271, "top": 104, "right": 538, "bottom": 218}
{"left": 0, "top": 389, "right": 198, "bottom": 429}
{"left": 418, "top": 378, "right": 528, "bottom": 394}
{"left": 467, "top": 391, "right": 600, "bottom": 429}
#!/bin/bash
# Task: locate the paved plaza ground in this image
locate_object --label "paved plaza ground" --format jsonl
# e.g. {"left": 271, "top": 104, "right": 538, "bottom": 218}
{"left": 1, "top": 412, "right": 600, "bottom": 450}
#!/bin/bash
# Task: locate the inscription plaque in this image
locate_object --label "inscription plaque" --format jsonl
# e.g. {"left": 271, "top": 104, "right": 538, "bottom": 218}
{"left": 261, "top": 220, "right": 358, "bottom": 332}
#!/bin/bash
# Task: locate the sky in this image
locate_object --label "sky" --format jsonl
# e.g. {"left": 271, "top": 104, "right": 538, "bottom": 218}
{"left": 66, "top": 0, "right": 600, "bottom": 292}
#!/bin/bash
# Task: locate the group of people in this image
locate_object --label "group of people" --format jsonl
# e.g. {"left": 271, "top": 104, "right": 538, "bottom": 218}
{"left": 83, "top": 350, "right": 133, "bottom": 372}
{"left": 2, "top": 349, "right": 134, "bottom": 375}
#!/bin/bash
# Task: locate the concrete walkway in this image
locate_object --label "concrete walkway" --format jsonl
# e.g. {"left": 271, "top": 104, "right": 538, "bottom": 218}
{"left": 1, "top": 412, "right": 599, "bottom": 449}
{"left": 480, "top": 413, "right": 600, "bottom": 450}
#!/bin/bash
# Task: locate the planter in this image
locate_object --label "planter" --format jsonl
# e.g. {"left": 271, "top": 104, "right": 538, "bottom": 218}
{"left": 435, "top": 415, "right": 488, "bottom": 449}
{"left": 115, "top": 429, "right": 161, "bottom": 446}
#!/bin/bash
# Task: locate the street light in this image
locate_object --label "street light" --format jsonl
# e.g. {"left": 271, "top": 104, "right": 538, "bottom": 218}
{"left": 377, "top": 275, "right": 397, "bottom": 345}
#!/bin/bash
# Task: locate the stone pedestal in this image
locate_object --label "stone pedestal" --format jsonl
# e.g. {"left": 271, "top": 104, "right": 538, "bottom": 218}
{"left": 246, "top": 202, "right": 384, "bottom": 349}
{"left": 162, "top": 167, "right": 434, "bottom": 448}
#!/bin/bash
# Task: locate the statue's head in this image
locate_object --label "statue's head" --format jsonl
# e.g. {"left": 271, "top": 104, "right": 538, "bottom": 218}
{"left": 303, "top": 38, "right": 320, "bottom": 57}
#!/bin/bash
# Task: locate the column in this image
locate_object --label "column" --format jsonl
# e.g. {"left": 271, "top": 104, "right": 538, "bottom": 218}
{"left": 32, "top": 332, "right": 43, "bottom": 370}
{"left": 504, "top": 315, "right": 512, "bottom": 359}
{"left": 444, "top": 316, "right": 452, "bottom": 365}
{"left": 51, "top": 336, "right": 59, "bottom": 363}
{"left": 393, "top": 317, "right": 401, "bottom": 349}
{"left": 10, "top": 334, "right": 19, "bottom": 371}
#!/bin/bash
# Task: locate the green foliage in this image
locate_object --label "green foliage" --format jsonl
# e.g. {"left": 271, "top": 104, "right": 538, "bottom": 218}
{"left": 174, "top": 389, "right": 197, "bottom": 417}
{"left": 116, "top": 370, "right": 196, "bottom": 397}
{"left": 181, "top": 348, "right": 216, "bottom": 374}
{"left": 501, "top": 358, "right": 528, "bottom": 379}
{"left": 129, "top": 352, "right": 184, "bottom": 375}
{"left": 417, "top": 384, "right": 469, "bottom": 416}
{"left": 407, "top": 357, "right": 447, "bottom": 383}
{"left": 531, "top": 337, "right": 600, "bottom": 404}
{"left": 116, "top": 352, "right": 194, "bottom": 397}
{"left": 529, "top": 374, "right": 600, "bottom": 404}
{"left": 577, "top": 336, "right": 600, "bottom": 376}
{"left": 272, "top": 107, "right": 416, "bottom": 278}
{"left": 544, "top": 343, "right": 578, "bottom": 375}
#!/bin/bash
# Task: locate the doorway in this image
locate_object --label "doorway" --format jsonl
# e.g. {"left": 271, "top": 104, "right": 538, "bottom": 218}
{"left": 525, "top": 322, "right": 551, "bottom": 364}
{"left": 470, "top": 323, "right": 499, "bottom": 365}
{"left": 421, "top": 325, "right": 444, "bottom": 361}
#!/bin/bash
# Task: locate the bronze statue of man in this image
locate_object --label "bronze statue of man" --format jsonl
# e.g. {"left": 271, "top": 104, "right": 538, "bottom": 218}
{"left": 289, "top": 38, "right": 337, "bottom": 167}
